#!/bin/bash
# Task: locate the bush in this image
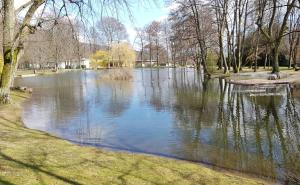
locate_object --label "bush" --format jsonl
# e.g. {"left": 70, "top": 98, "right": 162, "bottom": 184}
{"left": 100, "top": 69, "right": 133, "bottom": 80}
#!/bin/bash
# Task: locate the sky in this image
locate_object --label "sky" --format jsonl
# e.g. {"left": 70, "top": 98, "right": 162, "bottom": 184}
{"left": 14, "top": 0, "right": 176, "bottom": 45}
{"left": 119, "top": 1, "right": 171, "bottom": 45}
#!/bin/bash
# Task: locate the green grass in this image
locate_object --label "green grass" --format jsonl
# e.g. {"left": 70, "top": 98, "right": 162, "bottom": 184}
{"left": 16, "top": 69, "right": 81, "bottom": 76}
{"left": 0, "top": 92, "right": 270, "bottom": 185}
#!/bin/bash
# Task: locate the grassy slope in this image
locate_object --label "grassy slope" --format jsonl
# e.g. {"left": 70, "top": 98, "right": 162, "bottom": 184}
{"left": 0, "top": 92, "right": 269, "bottom": 185}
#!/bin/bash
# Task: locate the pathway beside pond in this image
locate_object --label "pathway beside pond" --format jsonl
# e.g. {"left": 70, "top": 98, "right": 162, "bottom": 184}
{"left": 226, "top": 71, "right": 300, "bottom": 86}
{"left": 0, "top": 92, "right": 270, "bottom": 185}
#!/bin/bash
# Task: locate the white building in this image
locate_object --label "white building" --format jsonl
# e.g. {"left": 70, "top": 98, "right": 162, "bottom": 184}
{"left": 80, "top": 58, "right": 91, "bottom": 69}
{"left": 55, "top": 58, "right": 91, "bottom": 69}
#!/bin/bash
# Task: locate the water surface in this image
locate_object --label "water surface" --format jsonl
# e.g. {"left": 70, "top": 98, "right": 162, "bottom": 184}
{"left": 15, "top": 69, "right": 300, "bottom": 183}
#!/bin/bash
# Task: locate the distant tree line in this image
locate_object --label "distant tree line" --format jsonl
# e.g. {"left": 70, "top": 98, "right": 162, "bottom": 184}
{"left": 133, "top": 0, "right": 299, "bottom": 77}
{"left": 17, "top": 19, "right": 101, "bottom": 70}
{"left": 134, "top": 21, "right": 170, "bottom": 67}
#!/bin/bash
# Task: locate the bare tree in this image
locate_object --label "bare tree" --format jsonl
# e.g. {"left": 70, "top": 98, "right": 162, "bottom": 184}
{"left": 145, "top": 21, "right": 161, "bottom": 67}
{"left": 161, "top": 20, "right": 171, "bottom": 65}
{"left": 135, "top": 27, "right": 147, "bottom": 65}
{"left": 169, "top": 2, "right": 202, "bottom": 68}
{"left": 88, "top": 26, "right": 100, "bottom": 53}
{"left": 212, "top": 0, "right": 229, "bottom": 73}
{"left": 96, "top": 16, "right": 128, "bottom": 67}
{"left": 97, "top": 17, "right": 128, "bottom": 47}
{"left": 288, "top": 8, "right": 300, "bottom": 69}
{"left": 256, "top": 0, "right": 298, "bottom": 74}
{"left": 186, "top": 0, "right": 217, "bottom": 77}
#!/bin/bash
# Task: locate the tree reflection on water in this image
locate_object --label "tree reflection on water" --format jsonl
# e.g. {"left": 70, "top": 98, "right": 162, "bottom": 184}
{"left": 142, "top": 69, "right": 300, "bottom": 183}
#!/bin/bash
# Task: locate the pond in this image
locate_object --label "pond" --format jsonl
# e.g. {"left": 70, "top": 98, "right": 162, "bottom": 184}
{"left": 15, "top": 68, "right": 300, "bottom": 184}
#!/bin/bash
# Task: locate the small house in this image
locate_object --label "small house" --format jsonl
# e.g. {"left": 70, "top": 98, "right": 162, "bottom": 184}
{"left": 80, "top": 58, "right": 91, "bottom": 69}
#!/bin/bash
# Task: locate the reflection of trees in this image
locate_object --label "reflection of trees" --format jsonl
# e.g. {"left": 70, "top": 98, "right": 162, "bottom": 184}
{"left": 292, "top": 84, "right": 300, "bottom": 104}
{"left": 160, "top": 69, "right": 300, "bottom": 182}
{"left": 224, "top": 86, "right": 299, "bottom": 182}
{"left": 99, "top": 79, "right": 133, "bottom": 117}
{"left": 172, "top": 75, "right": 219, "bottom": 130}
{"left": 20, "top": 72, "right": 86, "bottom": 129}
{"left": 18, "top": 71, "right": 133, "bottom": 144}
{"left": 149, "top": 69, "right": 164, "bottom": 111}
{"left": 140, "top": 68, "right": 173, "bottom": 111}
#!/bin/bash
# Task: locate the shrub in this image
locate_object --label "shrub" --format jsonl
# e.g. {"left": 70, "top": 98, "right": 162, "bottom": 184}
{"left": 100, "top": 69, "right": 133, "bottom": 80}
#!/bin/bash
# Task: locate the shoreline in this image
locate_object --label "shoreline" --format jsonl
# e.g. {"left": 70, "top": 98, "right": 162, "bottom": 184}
{"left": 16, "top": 68, "right": 300, "bottom": 86}
{"left": 16, "top": 69, "right": 82, "bottom": 77}
{"left": 0, "top": 91, "right": 272, "bottom": 184}
{"left": 223, "top": 71, "right": 300, "bottom": 86}
{"left": 69, "top": 139, "right": 277, "bottom": 183}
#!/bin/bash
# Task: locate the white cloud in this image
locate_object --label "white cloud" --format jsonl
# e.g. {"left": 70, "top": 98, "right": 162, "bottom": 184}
{"left": 125, "top": 25, "right": 137, "bottom": 46}
{"left": 156, "top": 15, "right": 168, "bottom": 22}
{"left": 155, "top": 2, "right": 180, "bottom": 22}
{"left": 163, "top": 2, "right": 180, "bottom": 13}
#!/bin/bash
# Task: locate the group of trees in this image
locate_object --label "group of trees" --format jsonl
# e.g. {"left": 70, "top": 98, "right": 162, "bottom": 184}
{"left": 0, "top": 0, "right": 95, "bottom": 102}
{"left": 88, "top": 16, "right": 136, "bottom": 68}
{"left": 133, "top": 0, "right": 299, "bottom": 77}
{"left": 90, "top": 43, "right": 136, "bottom": 68}
{"left": 167, "top": 0, "right": 300, "bottom": 76}
{"left": 135, "top": 21, "right": 170, "bottom": 67}
{"left": 19, "top": 19, "right": 94, "bottom": 69}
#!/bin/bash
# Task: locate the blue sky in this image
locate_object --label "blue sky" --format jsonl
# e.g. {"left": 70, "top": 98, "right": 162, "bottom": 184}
{"left": 119, "top": 0, "right": 171, "bottom": 45}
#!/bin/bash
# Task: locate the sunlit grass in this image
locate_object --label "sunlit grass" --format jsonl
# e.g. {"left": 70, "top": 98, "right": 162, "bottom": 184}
{"left": 0, "top": 91, "right": 270, "bottom": 185}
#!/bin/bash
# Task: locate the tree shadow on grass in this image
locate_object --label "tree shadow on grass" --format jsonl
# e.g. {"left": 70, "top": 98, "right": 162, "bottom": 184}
{"left": 0, "top": 178, "right": 15, "bottom": 185}
{"left": 84, "top": 157, "right": 162, "bottom": 185}
{"left": 0, "top": 152, "right": 82, "bottom": 185}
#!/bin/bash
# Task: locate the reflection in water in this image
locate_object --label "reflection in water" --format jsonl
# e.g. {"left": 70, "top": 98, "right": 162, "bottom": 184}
{"left": 15, "top": 69, "right": 300, "bottom": 184}
{"left": 99, "top": 80, "right": 133, "bottom": 116}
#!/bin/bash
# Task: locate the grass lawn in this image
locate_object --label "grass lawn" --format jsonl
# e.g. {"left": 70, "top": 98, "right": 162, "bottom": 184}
{"left": 16, "top": 69, "right": 80, "bottom": 77}
{"left": 0, "top": 92, "right": 271, "bottom": 185}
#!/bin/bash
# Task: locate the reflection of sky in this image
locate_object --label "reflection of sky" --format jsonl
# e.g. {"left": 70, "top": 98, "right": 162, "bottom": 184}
{"left": 15, "top": 69, "right": 300, "bottom": 182}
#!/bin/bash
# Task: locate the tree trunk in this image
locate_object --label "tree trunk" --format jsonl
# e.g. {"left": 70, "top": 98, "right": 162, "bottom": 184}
{"left": 141, "top": 49, "right": 144, "bottom": 67}
{"left": 288, "top": 45, "right": 293, "bottom": 69}
{"left": 272, "top": 46, "right": 280, "bottom": 74}
{"left": 216, "top": 11, "right": 228, "bottom": 74}
{"left": 294, "top": 33, "right": 300, "bottom": 70}
{"left": 156, "top": 38, "right": 159, "bottom": 67}
{"left": 264, "top": 45, "right": 268, "bottom": 69}
{"left": 200, "top": 46, "right": 210, "bottom": 78}
{"left": 0, "top": 49, "right": 21, "bottom": 103}
{"left": 195, "top": 46, "right": 201, "bottom": 71}
{"left": 254, "top": 43, "right": 258, "bottom": 72}
{"left": 254, "top": 31, "right": 260, "bottom": 72}
{"left": 1, "top": 0, "right": 16, "bottom": 103}
{"left": 219, "top": 34, "right": 228, "bottom": 74}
